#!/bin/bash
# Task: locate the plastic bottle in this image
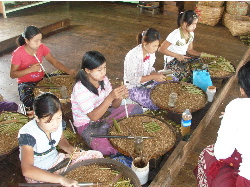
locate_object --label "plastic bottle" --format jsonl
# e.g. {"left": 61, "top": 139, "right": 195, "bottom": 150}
{"left": 181, "top": 109, "right": 192, "bottom": 137}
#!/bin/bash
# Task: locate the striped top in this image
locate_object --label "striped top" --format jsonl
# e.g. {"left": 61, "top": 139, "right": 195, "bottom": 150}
{"left": 71, "top": 76, "right": 112, "bottom": 128}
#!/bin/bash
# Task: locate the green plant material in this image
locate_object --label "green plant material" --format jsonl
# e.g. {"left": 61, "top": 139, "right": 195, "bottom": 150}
{"left": 200, "top": 52, "right": 217, "bottom": 58}
{"left": 113, "top": 118, "right": 122, "bottom": 133}
{"left": 114, "top": 178, "right": 133, "bottom": 187}
{"left": 143, "top": 121, "right": 161, "bottom": 132}
{"left": 40, "top": 83, "right": 57, "bottom": 87}
{"left": 63, "top": 128, "right": 76, "bottom": 140}
{"left": 0, "top": 112, "right": 29, "bottom": 135}
{"left": 182, "top": 85, "right": 203, "bottom": 95}
{"left": 208, "top": 57, "right": 235, "bottom": 73}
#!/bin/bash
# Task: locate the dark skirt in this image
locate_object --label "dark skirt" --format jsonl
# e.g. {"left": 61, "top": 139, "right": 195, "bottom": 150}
{"left": 18, "top": 82, "right": 38, "bottom": 110}
{"left": 165, "top": 58, "right": 203, "bottom": 83}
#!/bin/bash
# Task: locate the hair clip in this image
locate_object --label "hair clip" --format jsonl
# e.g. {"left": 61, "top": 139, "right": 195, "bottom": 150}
{"left": 180, "top": 12, "right": 184, "bottom": 14}
{"left": 193, "top": 14, "right": 198, "bottom": 18}
{"left": 21, "top": 32, "right": 25, "bottom": 38}
{"left": 142, "top": 31, "right": 145, "bottom": 36}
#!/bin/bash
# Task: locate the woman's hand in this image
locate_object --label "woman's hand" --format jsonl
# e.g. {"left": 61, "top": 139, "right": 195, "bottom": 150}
{"left": 175, "top": 54, "right": 190, "bottom": 62}
{"left": 68, "top": 69, "right": 78, "bottom": 76}
{"left": 110, "top": 85, "right": 128, "bottom": 100}
{"left": 59, "top": 176, "right": 79, "bottom": 187}
{"left": 71, "top": 148, "right": 83, "bottom": 160}
{"left": 29, "top": 63, "right": 42, "bottom": 73}
{"left": 153, "top": 74, "right": 166, "bottom": 82}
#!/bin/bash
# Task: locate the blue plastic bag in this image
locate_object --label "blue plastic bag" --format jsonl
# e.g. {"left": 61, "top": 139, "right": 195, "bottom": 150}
{"left": 193, "top": 69, "right": 213, "bottom": 91}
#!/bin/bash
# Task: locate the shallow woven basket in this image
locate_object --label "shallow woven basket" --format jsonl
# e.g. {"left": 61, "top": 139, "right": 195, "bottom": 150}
{"left": 223, "top": 12, "right": 250, "bottom": 36}
{"left": 0, "top": 111, "right": 29, "bottom": 159}
{"left": 109, "top": 114, "right": 176, "bottom": 159}
{"left": 226, "top": 1, "right": 249, "bottom": 16}
{"left": 150, "top": 81, "right": 207, "bottom": 114}
{"left": 33, "top": 75, "right": 75, "bottom": 102}
{"left": 196, "top": 5, "right": 224, "bottom": 26}
{"left": 61, "top": 158, "right": 141, "bottom": 187}
{"left": 197, "top": 1, "right": 224, "bottom": 7}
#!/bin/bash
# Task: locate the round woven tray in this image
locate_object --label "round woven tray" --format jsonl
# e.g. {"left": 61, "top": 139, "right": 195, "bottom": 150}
{"left": 109, "top": 114, "right": 176, "bottom": 159}
{"left": 33, "top": 75, "right": 75, "bottom": 102}
{"left": 0, "top": 111, "right": 29, "bottom": 158}
{"left": 61, "top": 158, "right": 141, "bottom": 187}
{"left": 150, "top": 81, "right": 207, "bottom": 113}
{"left": 202, "top": 57, "right": 236, "bottom": 79}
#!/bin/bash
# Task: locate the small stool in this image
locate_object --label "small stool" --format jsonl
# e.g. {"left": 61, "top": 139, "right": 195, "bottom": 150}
{"left": 138, "top": 4, "right": 160, "bottom": 15}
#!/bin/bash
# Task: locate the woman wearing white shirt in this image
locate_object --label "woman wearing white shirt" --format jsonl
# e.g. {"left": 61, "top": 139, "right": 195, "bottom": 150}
{"left": 159, "top": 10, "right": 201, "bottom": 83}
{"left": 195, "top": 60, "right": 250, "bottom": 186}
{"left": 123, "top": 28, "right": 167, "bottom": 110}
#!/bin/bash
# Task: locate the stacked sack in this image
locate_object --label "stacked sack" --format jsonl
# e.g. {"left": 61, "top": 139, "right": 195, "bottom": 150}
{"left": 195, "top": 1, "right": 225, "bottom": 26}
{"left": 222, "top": 1, "right": 250, "bottom": 37}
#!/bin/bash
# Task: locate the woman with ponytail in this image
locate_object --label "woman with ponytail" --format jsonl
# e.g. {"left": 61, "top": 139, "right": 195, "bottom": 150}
{"left": 71, "top": 50, "right": 143, "bottom": 156}
{"left": 10, "top": 25, "right": 77, "bottom": 113}
{"left": 124, "top": 28, "right": 168, "bottom": 110}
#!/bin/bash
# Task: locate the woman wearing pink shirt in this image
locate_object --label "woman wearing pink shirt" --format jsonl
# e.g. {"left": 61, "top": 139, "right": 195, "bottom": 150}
{"left": 71, "top": 50, "right": 143, "bottom": 155}
{"left": 10, "top": 25, "right": 77, "bottom": 113}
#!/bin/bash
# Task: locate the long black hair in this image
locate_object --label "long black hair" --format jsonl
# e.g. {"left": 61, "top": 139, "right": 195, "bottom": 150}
{"left": 137, "top": 28, "right": 160, "bottom": 45}
{"left": 238, "top": 60, "right": 250, "bottom": 98}
{"left": 16, "top": 25, "right": 42, "bottom": 46}
{"left": 177, "top": 10, "right": 198, "bottom": 28}
{"left": 33, "top": 92, "right": 62, "bottom": 122}
{"left": 75, "top": 50, "right": 106, "bottom": 95}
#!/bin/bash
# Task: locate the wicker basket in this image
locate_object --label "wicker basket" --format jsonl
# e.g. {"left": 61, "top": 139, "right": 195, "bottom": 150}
{"left": 0, "top": 94, "right": 3, "bottom": 102}
{"left": 196, "top": 5, "right": 224, "bottom": 26}
{"left": 226, "top": 1, "right": 249, "bottom": 16}
{"left": 223, "top": 12, "right": 250, "bottom": 36}
{"left": 33, "top": 75, "right": 75, "bottom": 103}
{"left": 0, "top": 111, "right": 29, "bottom": 159}
{"left": 197, "top": 1, "right": 224, "bottom": 7}
{"left": 150, "top": 82, "right": 207, "bottom": 114}
{"left": 109, "top": 114, "right": 176, "bottom": 159}
{"left": 61, "top": 158, "right": 141, "bottom": 187}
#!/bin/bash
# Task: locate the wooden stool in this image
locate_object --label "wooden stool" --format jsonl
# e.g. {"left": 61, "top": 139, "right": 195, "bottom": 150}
{"left": 138, "top": 4, "right": 160, "bottom": 15}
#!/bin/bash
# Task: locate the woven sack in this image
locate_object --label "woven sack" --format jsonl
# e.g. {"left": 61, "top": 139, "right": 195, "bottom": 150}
{"left": 0, "top": 94, "right": 3, "bottom": 102}
{"left": 197, "top": 1, "right": 224, "bottom": 7}
{"left": 223, "top": 12, "right": 250, "bottom": 36}
{"left": 195, "top": 5, "right": 224, "bottom": 26}
{"left": 226, "top": 1, "right": 249, "bottom": 16}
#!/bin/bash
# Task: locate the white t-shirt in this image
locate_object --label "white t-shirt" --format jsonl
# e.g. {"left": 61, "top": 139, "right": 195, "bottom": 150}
{"left": 164, "top": 28, "right": 194, "bottom": 63}
{"left": 214, "top": 98, "right": 250, "bottom": 180}
{"left": 18, "top": 119, "right": 65, "bottom": 170}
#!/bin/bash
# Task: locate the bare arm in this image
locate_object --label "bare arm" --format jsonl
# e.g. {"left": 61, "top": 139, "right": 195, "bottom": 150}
{"left": 186, "top": 42, "right": 201, "bottom": 56}
{"left": 10, "top": 63, "right": 41, "bottom": 79}
{"left": 57, "top": 133, "right": 75, "bottom": 154}
{"left": 87, "top": 85, "right": 127, "bottom": 121}
{"left": 20, "top": 145, "right": 78, "bottom": 186}
{"left": 140, "top": 73, "right": 166, "bottom": 83}
{"left": 45, "top": 53, "right": 77, "bottom": 76}
{"left": 158, "top": 40, "right": 189, "bottom": 61}
{"left": 58, "top": 133, "right": 82, "bottom": 160}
